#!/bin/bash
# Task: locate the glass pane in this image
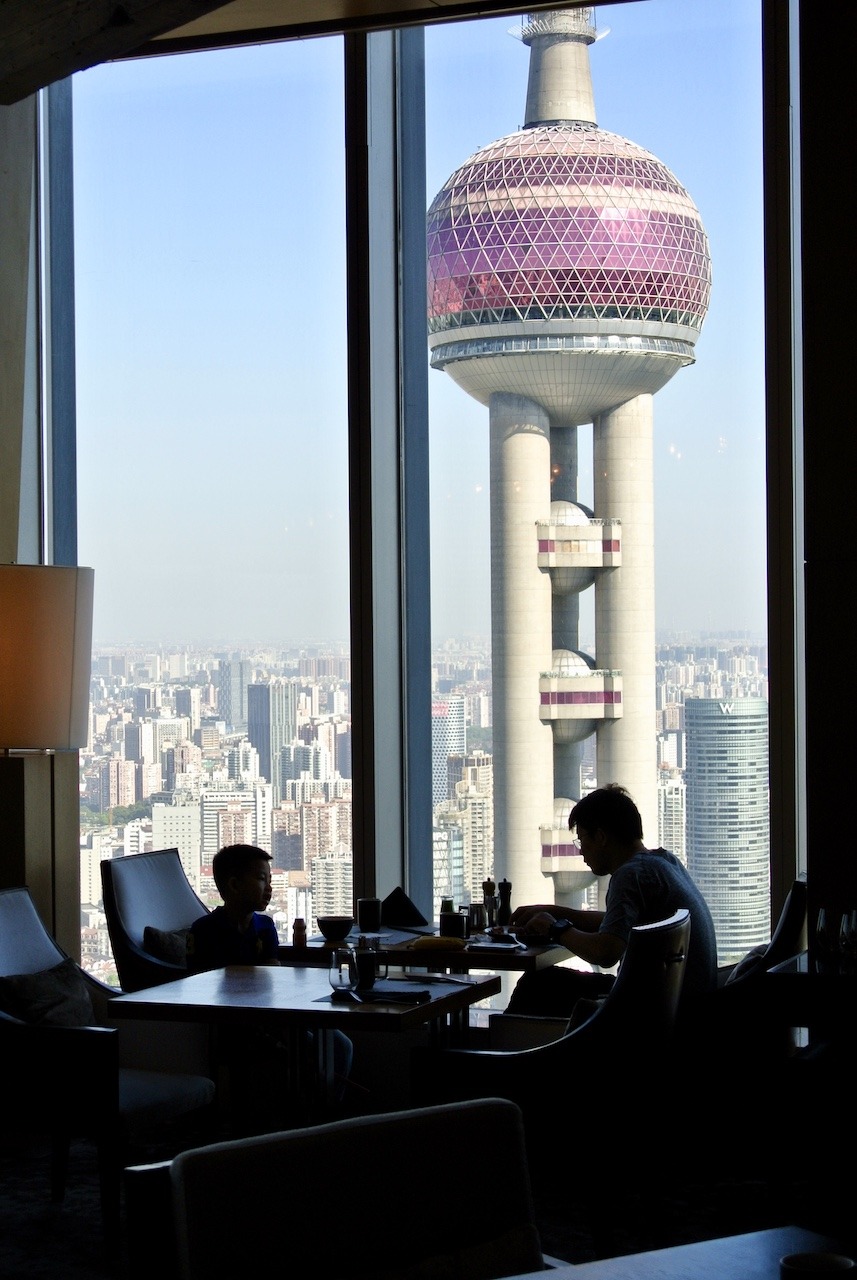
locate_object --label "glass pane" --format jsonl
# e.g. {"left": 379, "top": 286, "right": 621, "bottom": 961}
{"left": 425, "top": 0, "right": 766, "bottom": 965}
{"left": 73, "top": 40, "right": 350, "bottom": 980}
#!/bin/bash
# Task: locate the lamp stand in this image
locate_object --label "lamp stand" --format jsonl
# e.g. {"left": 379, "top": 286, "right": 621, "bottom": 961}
{"left": 0, "top": 750, "right": 81, "bottom": 956}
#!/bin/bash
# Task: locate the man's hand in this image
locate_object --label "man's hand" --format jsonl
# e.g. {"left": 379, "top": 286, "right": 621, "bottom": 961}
{"left": 509, "top": 905, "right": 559, "bottom": 933}
{"left": 511, "top": 911, "right": 557, "bottom": 942}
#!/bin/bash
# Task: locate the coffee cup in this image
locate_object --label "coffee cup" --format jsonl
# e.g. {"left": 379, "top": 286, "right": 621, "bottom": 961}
{"left": 357, "top": 897, "right": 382, "bottom": 933}
{"left": 439, "top": 911, "right": 467, "bottom": 939}
{"left": 780, "top": 1254, "right": 856, "bottom": 1277}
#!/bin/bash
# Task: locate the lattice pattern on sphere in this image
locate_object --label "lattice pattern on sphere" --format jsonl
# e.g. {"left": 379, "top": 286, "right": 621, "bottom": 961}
{"left": 427, "top": 125, "right": 711, "bottom": 334}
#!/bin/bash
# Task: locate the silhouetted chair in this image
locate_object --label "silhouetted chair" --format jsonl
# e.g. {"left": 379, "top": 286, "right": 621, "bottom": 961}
{"left": 101, "top": 848, "right": 209, "bottom": 992}
{"left": 0, "top": 887, "right": 215, "bottom": 1252}
{"left": 125, "top": 1098, "right": 558, "bottom": 1280}
{"left": 411, "top": 910, "right": 690, "bottom": 1157}
{"left": 718, "top": 874, "right": 808, "bottom": 987}
{"left": 673, "top": 877, "right": 810, "bottom": 1183}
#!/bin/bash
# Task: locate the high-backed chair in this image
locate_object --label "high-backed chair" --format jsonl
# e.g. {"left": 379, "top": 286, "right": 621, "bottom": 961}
{"left": 0, "top": 887, "right": 215, "bottom": 1252}
{"left": 411, "top": 910, "right": 690, "bottom": 1160}
{"left": 101, "top": 849, "right": 209, "bottom": 992}
{"left": 125, "top": 1098, "right": 556, "bottom": 1280}
{"left": 718, "top": 875, "right": 808, "bottom": 987}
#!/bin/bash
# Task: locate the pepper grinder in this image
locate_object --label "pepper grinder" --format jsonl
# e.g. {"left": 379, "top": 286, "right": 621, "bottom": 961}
{"left": 482, "top": 876, "right": 497, "bottom": 927}
{"left": 497, "top": 878, "right": 512, "bottom": 927}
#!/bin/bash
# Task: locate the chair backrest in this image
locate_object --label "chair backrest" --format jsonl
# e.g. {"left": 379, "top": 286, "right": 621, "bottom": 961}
{"left": 169, "top": 1098, "right": 543, "bottom": 1280}
{"left": 723, "top": 876, "right": 808, "bottom": 986}
{"left": 565, "top": 907, "right": 691, "bottom": 1049}
{"left": 0, "top": 887, "right": 69, "bottom": 976}
{"left": 101, "top": 850, "right": 209, "bottom": 992}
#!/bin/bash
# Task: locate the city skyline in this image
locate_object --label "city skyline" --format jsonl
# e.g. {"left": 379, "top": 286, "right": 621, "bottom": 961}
{"left": 72, "top": 0, "right": 765, "bottom": 648}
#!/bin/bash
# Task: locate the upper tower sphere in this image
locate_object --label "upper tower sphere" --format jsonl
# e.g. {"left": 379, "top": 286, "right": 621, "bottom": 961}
{"left": 427, "top": 12, "right": 712, "bottom": 426}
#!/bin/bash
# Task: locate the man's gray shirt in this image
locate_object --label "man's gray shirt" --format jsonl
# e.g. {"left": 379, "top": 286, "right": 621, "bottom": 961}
{"left": 601, "top": 847, "right": 718, "bottom": 1002}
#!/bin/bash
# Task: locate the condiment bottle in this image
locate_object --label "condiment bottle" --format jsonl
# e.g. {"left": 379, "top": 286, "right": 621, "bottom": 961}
{"left": 292, "top": 917, "right": 307, "bottom": 948}
{"left": 497, "top": 879, "right": 512, "bottom": 926}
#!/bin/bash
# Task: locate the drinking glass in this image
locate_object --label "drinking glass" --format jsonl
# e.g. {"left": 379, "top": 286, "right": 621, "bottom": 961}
{"left": 329, "top": 946, "right": 359, "bottom": 996}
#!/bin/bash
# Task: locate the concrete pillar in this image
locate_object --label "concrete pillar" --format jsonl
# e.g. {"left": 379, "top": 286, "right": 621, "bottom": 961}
{"left": 594, "top": 394, "right": 658, "bottom": 844}
{"left": 489, "top": 392, "right": 554, "bottom": 905}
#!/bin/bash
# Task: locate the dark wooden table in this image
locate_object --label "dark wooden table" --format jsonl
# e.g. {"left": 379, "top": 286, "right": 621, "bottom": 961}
{"left": 507, "top": 1227, "right": 852, "bottom": 1278}
{"left": 278, "top": 926, "right": 572, "bottom": 973}
{"left": 110, "top": 964, "right": 501, "bottom": 1109}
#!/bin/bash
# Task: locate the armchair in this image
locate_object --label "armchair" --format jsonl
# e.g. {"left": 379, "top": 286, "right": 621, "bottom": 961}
{"left": 411, "top": 909, "right": 690, "bottom": 1157}
{"left": 0, "top": 887, "right": 215, "bottom": 1252}
{"left": 101, "top": 848, "right": 209, "bottom": 992}
{"left": 125, "top": 1098, "right": 557, "bottom": 1280}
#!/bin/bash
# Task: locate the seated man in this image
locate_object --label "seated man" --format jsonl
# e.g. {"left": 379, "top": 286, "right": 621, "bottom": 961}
{"left": 507, "top": 784, "right": 717, "bottom": 1018}
{"left": 188, "top": 843, "right": 354, "bottom": 1124}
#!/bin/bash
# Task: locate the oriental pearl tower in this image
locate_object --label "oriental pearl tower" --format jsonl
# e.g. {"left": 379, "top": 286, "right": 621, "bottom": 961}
{"left": 427, "top": 8, "right": 711, "bottom": 907}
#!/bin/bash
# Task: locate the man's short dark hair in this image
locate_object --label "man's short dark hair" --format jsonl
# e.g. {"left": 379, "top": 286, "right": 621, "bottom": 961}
{"left": 568, "top": 784, "right": 644, "bottom": 843}
{"left": 212, "top": 843, "right": 272, "bottom": 893}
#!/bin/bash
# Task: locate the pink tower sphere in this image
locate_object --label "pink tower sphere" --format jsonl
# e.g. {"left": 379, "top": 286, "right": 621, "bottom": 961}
{"left": 427, "top": 122, "right": 712, "bottom": 424}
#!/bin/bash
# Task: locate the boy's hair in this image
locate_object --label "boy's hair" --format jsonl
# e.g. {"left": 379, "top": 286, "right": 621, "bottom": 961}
{"left": 568, "top": 784, "right": 644, "bottom": 843}
{"left": 212, "top": 843, "right": 272, "bottom": 895}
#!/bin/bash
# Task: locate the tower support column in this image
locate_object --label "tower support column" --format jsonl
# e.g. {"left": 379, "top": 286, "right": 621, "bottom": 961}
{"left": 489, "top": 392, "right": 554, "bottom": 904}
{"left": 594, "top": 393, "right": 657, "bottom": 842}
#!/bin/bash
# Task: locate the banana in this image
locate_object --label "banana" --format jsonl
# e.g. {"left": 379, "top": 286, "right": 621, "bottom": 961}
{"left": 408, "top": 935, "right": 467, "bottom": 951}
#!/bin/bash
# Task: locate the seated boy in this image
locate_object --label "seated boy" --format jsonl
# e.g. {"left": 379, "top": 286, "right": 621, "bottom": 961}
{"left": 188, "top": 843, "right": 354, "bottom": 1126}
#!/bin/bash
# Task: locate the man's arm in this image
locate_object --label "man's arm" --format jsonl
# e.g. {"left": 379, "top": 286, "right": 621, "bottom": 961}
{"left": 552, "top": 922, "right": 625, "bottom": 969}
{"left": 513, "top": 909, "right": 625, "bottom": 969}
{"left": 510, "top": 904, "right": 604, "bottom": 933}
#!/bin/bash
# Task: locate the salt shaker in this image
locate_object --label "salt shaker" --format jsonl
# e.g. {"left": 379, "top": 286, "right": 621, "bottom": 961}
{"left": 292, "top": 917, "right": 307, "bottom": 949}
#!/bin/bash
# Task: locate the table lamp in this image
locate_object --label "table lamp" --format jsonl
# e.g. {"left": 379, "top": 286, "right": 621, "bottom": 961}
{"left": 0, "top": 564, "right": 94, "bottom": 937}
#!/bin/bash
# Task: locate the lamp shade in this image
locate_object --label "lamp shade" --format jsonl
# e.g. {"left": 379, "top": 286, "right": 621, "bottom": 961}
{"left": 0, "top": 565, "right": 94, "bottom": 749}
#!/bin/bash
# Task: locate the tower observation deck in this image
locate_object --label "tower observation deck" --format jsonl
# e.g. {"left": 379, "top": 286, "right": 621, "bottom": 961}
{"left": 427, "top": 7, "right": 711, "bottom": 905}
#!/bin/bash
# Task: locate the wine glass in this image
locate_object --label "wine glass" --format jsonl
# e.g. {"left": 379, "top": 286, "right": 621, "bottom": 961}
{"left": 839, "top": 910, "right": 857, "bottom": 972}
{"left": 329, "top": 946, "right": 359, "bottom": 997}
{"left": 815, "top": 908, "right": 837, "bottom": 971}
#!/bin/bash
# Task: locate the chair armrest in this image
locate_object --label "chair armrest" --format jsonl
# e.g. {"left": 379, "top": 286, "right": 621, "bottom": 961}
{"left": 0, "top": 1016, "right": 120, "bottom": 1120}
{"left": 489, "top": 1014, "right": 571, "bottom": 1051}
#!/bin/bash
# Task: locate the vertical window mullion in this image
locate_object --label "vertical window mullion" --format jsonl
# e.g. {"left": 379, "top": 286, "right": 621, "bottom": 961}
{"left": 345, "top": 29, "right": 431, "bottom": 912}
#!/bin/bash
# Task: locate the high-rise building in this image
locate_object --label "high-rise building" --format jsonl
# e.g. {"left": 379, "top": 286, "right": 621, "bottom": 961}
{"left": 685, "top": 698, "right": 770, "bottom": 965}
{"left": 657, "top": 768, "right": 686, "bottom": 865}
{"left": 427, "top": 7, "right": 711, "bottom": 903}
{"left": 152, "top": 798, "right": 202, "bottom": 888}
{"left": 431, "top": 695, "right": 466, "bottom": 809}
{"left": 248, "top": 679, "right": 298, "bottom": 804}
{"left": 217, "top": 658, "right": 253, "bottom": 732}
{"left": 200, "top": 783, "right": 273, "bottom": 860}
{"left": 175, "top": 686, "right": 202, "bottom": 732}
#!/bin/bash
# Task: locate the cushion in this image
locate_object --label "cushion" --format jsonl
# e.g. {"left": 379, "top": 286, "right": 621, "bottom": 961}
{"left": 143, "top": 926, "right": 190, "bottom": 968}
{"left": 724, "top": 942, "right": 769, "bottom": 985}
{"left": 0, "top": 956, "right": 95, "bottom": 1027}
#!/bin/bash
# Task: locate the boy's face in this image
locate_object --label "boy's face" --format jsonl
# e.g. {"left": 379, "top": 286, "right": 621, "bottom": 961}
{"left": 226, "top": 858, "right": 272, "bottom": 914}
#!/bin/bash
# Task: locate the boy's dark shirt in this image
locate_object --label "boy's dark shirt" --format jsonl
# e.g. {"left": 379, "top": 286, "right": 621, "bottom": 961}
{"left": 187, "top": 905, "right": 279, "bottom": 973}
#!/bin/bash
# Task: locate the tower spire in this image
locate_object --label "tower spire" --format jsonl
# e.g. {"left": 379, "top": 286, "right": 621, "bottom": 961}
{"left": 520, "top": 8, "right": 598, "bottom": 128}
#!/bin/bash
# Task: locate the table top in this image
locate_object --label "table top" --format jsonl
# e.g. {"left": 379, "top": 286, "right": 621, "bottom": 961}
{"left": 511, "top": 1227, "right": 851, "bottom": 1279}
{"left": 278, "top": 926, "right": 571, "bottom": 973}
{"left": 110, "top": 964, "right": 501, "bottom": 1033}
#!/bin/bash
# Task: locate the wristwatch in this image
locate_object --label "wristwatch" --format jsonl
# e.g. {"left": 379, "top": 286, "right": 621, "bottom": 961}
{"left": 548, "top": 919, "right": 572, "bottom": 944}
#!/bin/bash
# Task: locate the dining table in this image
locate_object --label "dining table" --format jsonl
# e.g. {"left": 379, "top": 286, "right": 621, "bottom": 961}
{"left": 505, "top": 1226, "right": 853, "bottom": 1279}
{"left": 277, "top": 924, "right": 572, "bottom": 973}
{"left": 109, "top": 963, "right": 501, "bottom": 1114}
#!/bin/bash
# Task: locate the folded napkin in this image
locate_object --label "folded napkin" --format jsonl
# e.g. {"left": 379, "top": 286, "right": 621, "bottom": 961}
{"left": 380, "top": 887, "right": 428, "bottom": 927}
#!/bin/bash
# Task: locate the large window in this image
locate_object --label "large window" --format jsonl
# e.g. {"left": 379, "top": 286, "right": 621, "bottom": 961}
{"left": 424, "top": 1, "right": 767, "bottom": 963}
{"left": 73, "top": 39, "right": 350, "bottom": 979}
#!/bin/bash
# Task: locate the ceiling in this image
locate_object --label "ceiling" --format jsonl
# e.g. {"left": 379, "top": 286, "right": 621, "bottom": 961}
{"left": 0, "top": 0, "right": 575, "bottom": 105}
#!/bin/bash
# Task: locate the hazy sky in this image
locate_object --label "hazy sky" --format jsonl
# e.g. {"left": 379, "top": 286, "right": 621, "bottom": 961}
{"left": 73, "top": 0, "right": 765, "bottom": 649}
